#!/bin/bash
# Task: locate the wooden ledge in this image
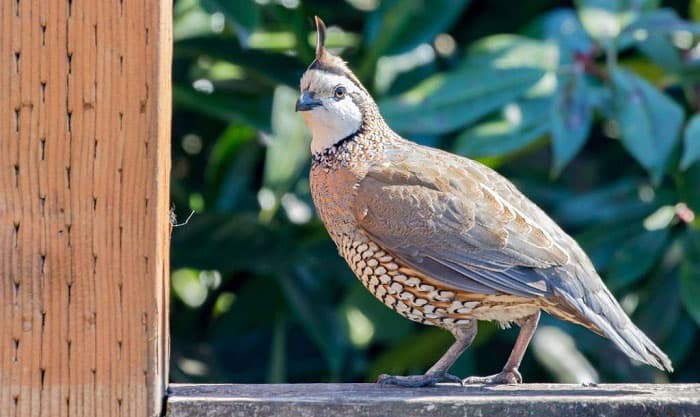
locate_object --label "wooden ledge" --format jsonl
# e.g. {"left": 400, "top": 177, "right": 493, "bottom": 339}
{"left": 166, "top": 383, "right": 700, "bottom": 417}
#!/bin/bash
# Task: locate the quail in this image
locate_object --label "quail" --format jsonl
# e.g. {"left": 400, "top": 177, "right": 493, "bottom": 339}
{"left": 296, "top": 17, "right": 672, "bottom": 386}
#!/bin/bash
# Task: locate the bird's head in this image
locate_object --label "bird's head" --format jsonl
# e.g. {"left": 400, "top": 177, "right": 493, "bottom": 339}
{"left": 297, "top": 17, "right": 379, "bottom": 155}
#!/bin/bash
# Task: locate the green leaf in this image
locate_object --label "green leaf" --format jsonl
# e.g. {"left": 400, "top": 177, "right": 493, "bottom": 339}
{"left": 550, "top": 73, "right": 593, "bottom": 175}
{"left": 381, "top": 68, "right": 544, "bottom": 135}
{"left": 174, "top": 0, "right": 216, "bottom": 41}
{"left": 454, "top": 97, "right": 550, "bottom": 157}
{"left": 263, "top": 86, "right": 310, "bottom": 196}
{"left": 205, "top": 124, "right": 261, "bottom": 211}
{"left": 171, "top": 213, "right": 305, "bottom": 274}
{"left": 554, "top": 178, "right": 665, "bottom": 227}
{"left": 606, "top": 228, "right": 670, "bottom": 290}
{"left": 611, "top": 68, "right": 684, "bottom": 183}
{"left": 367, "top": 328, "right": 453, "bottom": 379}
{"left": 623, "top": 8, "right": 700, "bottom": 34}
{"left": 681, "top": 230, "right": 700, "bottom": 326}
{"left": 363, "top": 0, "right": 470, "bottom": 58}
{"left": 381, "top": 36, "right": 552, "bottom": 135}
{"left": 201, "top": 0, "right": 260, "bottom": 45}
{"left": 681, "top": 114, "right": 700, "bottom": 170}
{"left": 278, "top": 269, "right": 348, "bottom": 377}
{"left": 677, "top": 162, "right": 700, "bottom": 217}
{"left": 176, "top": 36, "right": 305, "bottom": 87}
{"left": 627, "top": 9, "right": 699, "bottom": 73}
{"left": 535, "top": 9, "right": 593, "bottom": 60}
{"left": 340, "top": 284, "right": 413, "bottom": 344}
{"left": 173, "top": 84, "right": 272, "bottom": 129}
{"left": 575, "top": 0, "right": 658, "bottom": 40}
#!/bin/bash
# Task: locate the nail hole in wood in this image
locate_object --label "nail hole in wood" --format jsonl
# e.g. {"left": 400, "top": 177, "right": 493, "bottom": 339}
{"left": 13, "top": 222, "right": 19, "bottom": 248}
{"left": 66, "top": 54, "right": 72, "bottom": 75}
{"left": 92, "top": 197, "right": 97, "bottom": 211}
{"left": 118, "top": 112, "right": 123, "bottom": 130}
{"left": 67, "top": 283, "right": 72, "bottom": 304}
{"left": 119, "top": 55, "right": 123, "bottom": 75}
{"left": 14, "top": 51, "right": 20, "bottom": 73}
{"left": 41, "top": 24, "right": 46, "bottom": 46}
{"left": 40, "top": 137, "right": 46, "bottom": 160}
{"left": 40, "top": 82, "right": 46, "bottom": 103}
{"left": 14, "top": 0, "right": 19, "bottom": 17}
{"left": 93, "top": 24, "right": 97, "bottom": 46}
{"left": 12, "top": 338, "right": 19, "bottom": 361}
{"left": 13, "top": 281, "right": 20, "bottom": 300}
{"left": 65, "top": 166, "right": 71, "bottom": 190}
{"left": 67, "top": 0, "right": 72, "bottom": 17}
{"left": 93, "top": 139, "right": 98, "bottom": 159}
{"left": 39, "top": 195, "right": 46, "bottom": 216}
{"left": 40, "top": 368, "right": 46, "bottom": 388}
{"left": 66, "top": 111, "right": 72, "bottom": 133}
{"left": 13, "top": 164, "right": 19, "bottom": 188}
{"left": 14, "top": 108, "right": 20, "bottom": 133}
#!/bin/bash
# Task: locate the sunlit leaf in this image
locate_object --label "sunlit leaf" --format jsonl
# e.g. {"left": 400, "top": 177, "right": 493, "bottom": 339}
{"left": 364, "top": 0, "right": 470, "bottom": 57}
{"left": 534, "top": 8, "right": 593, "bottom": 61}
{"left": 611, "top": 68, "right": 684, "bottom": 183}
{"left": 201, "top": 0, "right": 260, "bottom": 45}
{"left": 263, "top": 86, "right": 310, "bottom": 196}
{"left": 550, "top": 73, "right": 593, "bottom": 175}
{"left": 681, "top": 114, "right": 700, "bottom": 170}
{"left": 173, "top": 84, "right": 272, "bottom": 129}
{"left": 176, "top": 37, "right": 305, "bottom": 87}
{"left": 454, "top": 97, "right": 550, "bottom": 157}
{"left": 575, "top": 0, "right": 658, "bottom": 40}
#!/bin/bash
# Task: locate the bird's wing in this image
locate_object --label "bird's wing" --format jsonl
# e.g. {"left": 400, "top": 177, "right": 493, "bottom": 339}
{"left": 352, "top": 147, "right": 570, "bottom": 298}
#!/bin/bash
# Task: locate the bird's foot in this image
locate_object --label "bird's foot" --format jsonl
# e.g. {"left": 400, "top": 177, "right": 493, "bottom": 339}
{"left": 462, "top": 368, "right": 522, "bottom": 385}
{"left": 377, "top": 372, "right": 462, "bottom": 387}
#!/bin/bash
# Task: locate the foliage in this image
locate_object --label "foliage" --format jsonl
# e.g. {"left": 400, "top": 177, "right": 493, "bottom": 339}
{"left": 170, "top": 0, "right": 700, "bottom": 384}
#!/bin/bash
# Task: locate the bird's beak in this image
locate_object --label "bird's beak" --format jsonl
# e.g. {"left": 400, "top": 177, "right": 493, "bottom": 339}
{"left": 295, "top": 91, "right": 322, "bottom": 112}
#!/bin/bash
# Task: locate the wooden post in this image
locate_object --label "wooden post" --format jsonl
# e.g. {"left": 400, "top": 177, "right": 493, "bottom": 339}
{"left": 0, "top": 1, "right": 171, "bottom": 416}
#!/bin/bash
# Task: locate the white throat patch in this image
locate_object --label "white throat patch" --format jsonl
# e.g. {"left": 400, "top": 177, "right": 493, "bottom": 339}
{"left": 299, "top": 71, "right": 363, "bottom": 154}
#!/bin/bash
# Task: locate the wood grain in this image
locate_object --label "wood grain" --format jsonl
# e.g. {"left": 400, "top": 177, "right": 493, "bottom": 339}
{"left": 0, "top": 1, "right": 171, "bottom": 416}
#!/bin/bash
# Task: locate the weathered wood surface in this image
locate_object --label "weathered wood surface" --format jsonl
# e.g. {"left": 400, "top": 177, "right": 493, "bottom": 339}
{"left": 0, "top": 1, "right": 172, "bottom": 416}
{"left": 167, "top": 383, "right": 700, "bottom": 417}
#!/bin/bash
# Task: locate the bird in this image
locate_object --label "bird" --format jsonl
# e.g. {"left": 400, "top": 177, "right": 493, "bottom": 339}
{"left": 296, "top": 16, "right": 672, "bottom": 386}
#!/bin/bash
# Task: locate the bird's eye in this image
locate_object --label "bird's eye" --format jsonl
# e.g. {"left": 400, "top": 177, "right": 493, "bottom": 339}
{"left": 334, "top": 85, "right": 346, "bottom": 99}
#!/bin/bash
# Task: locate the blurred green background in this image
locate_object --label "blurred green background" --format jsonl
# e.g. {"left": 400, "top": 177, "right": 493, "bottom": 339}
{"left": 170, "top": 0, "right": 700, "bottom": 384}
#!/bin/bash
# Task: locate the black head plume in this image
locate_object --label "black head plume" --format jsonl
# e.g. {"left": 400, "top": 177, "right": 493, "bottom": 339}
{"left": 314, "top": 16, "right": 327, "bottom": 60}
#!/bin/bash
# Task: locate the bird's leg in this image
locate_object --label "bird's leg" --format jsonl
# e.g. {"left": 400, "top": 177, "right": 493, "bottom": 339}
{"left": 463, "top": 310, "right": 540, "bottom": 385}
{"left": 377, "top": 321, "right": 477, "bottom": 387}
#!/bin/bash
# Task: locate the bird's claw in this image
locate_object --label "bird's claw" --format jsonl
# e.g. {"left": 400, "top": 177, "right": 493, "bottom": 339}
{"left": 377, "top": 372, "right": 463, "bottom": 387}
{"left": 462, "top": 368, "right": 522, "bottom": 385}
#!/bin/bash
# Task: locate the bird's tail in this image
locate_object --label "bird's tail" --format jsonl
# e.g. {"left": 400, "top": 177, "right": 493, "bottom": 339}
{"left": 549, "top": 269, "right": 673, "bottom": 372}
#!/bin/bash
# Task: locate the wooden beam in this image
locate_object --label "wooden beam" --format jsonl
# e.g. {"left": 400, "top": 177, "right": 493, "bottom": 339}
{"left": 167, "top": 383, "right": 700, "bottom": 417}
{"left": 0, "top": 1, "right": 172, "bottom": 416}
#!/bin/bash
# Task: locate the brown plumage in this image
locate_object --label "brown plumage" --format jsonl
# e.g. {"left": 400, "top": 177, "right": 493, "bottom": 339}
{"left": 297, "top": 17, "right": 672, "bottom": 386}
